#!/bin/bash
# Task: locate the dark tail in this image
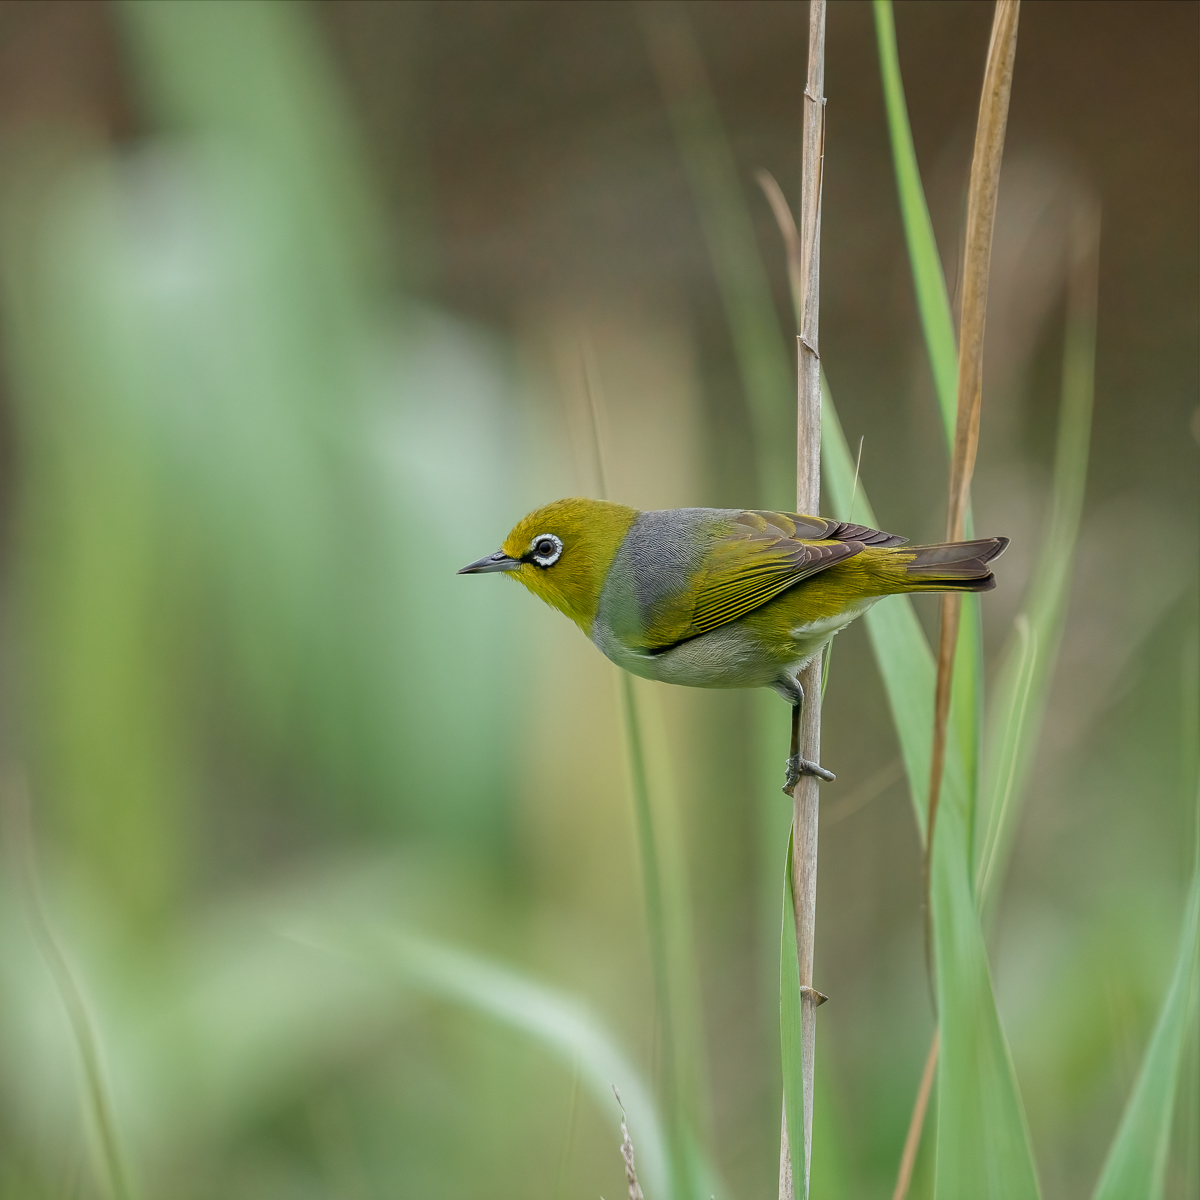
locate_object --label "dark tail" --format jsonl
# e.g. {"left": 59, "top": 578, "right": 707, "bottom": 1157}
{"left": 902, "top": 536, "right": 1009, "bottom": 592}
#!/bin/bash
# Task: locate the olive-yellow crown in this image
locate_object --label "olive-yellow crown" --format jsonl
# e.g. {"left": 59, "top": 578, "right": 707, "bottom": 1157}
{"left": 501, "top": 498, "right": 638, "bottom": 632}
{"left": 459, "top": 498, "right": 638, "bottom": 634}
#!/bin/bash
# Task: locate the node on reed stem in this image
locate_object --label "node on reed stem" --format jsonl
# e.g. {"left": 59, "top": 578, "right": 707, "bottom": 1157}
{"left": 781, "top": 5, "right": 827, "bottom": 1199}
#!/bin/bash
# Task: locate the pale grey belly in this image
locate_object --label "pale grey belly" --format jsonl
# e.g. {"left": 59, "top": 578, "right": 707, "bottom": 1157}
{"left": 591, "top": 603, "right": 875, "bottom": 692}
{"left": 597, "top": 622, "right": 780, "bottom": 690}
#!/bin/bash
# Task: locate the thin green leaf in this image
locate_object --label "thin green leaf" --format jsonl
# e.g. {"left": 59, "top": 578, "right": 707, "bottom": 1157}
{"left": 649, "top": 71, "right": 995, "bottom": 1200}
{"left": 649, "top": 30, "right": 1035, "bottom": 1200}
{"left": 4, "top": 781, "right": 135, "bottom": 1200}
{"left": 874, "top": 0, "right": 982, "bottom": 857}
{"left": 930, "top": 791, "right": 1041, "bottom": 1200}
{"left": 780, "top": 832, "right": 806, "bottom": 1197}
{"left": 977, "top": 207, "right": 1098, "bottom": 909}
{"left": 295, "top": 923, "right": 675, "bottom": 1200}
{"left": 822, "top": 386, "right": 979, "bottom": 844}
{"left": 875, "top": 9, "right": 1042, "bottom": 1197}
{"left": 975, "top": 615, "right": 1038, "bottom": 906}
{"left": 1092, "top": 831, "right": 1200, "bottom": 1200}
{"left": 872, "top": 0, "right": 958, "bottom": 440}
{"left": 641, "top": 11, "right": 809, "bottom": 1122}
{"left": 619, "top": 672, "right": 706, "bottom": 1200}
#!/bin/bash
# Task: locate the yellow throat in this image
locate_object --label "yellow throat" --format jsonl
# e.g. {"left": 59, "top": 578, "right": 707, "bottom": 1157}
{"left": 500, "top": 498, "right": 638, "bottom": 634}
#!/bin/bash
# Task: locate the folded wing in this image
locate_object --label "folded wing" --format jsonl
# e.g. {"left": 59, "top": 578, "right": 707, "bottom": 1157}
{"left": 646, "top": 509, "right": 904, "bottom": 648}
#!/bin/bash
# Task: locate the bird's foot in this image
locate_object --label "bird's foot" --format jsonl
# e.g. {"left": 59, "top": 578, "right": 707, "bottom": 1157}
{"left": 783, "top": 754, "right": 836, "bottom": 795}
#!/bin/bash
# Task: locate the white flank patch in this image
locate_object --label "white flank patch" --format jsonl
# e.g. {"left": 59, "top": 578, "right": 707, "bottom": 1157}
{"left": 789, "top": 612, "right": 855, "bottom": 640}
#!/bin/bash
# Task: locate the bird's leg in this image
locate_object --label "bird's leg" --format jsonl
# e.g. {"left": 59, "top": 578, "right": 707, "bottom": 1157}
{"left": 783, "top": 681, "right": 835, "bottom": 796}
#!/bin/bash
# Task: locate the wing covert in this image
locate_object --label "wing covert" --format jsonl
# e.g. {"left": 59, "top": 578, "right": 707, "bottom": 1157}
{"left": 643, "top": 508, "right": 899, "bottom": 648}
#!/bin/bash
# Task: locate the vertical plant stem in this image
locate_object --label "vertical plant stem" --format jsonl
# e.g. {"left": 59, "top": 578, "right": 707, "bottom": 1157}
{"left": 781, "top": 5, "right": 827, "bottom": 1199}
{"left": 926, "top": 0, "right": 1020, "bottom": 891}
{"left": 583, "top": 353, "right": 701, "bottom": 1198}
{"left": 976, "top": 199, "right": 1100, "bottom": 915}
{"left": 872, "top": 0, "right": 959, "bottom": 437}
{"left": 892, "top": 1029, "right": 939, "bottom": 1200}
{"left": 620, "top": 672, "right": 690, "bottom": 1199}
{"left": 641, "top": 17, "right": 800, "bottom": 1126}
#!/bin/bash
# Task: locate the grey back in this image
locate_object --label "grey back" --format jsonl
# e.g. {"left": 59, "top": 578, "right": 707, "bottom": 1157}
{"left": 596, "top": 507, "right": 733, "bottom": 646}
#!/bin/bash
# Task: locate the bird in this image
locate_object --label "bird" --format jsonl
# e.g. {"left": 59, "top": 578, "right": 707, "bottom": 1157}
{"left": 459, "top": 498, "right": 1008, "bottom": 792}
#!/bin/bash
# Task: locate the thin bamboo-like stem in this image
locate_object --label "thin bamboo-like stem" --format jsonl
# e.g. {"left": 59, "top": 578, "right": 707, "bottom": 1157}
{"left": 926, "top": 0, "right": 1020, "bottom": 888}
{"left": 780, "top": 5, "right": 827, "bottom": 1199}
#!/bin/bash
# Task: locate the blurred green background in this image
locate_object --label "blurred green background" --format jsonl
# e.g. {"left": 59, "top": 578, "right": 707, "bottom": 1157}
{"left": 0, "top": 2, "right": 1194, "bottom": 1198}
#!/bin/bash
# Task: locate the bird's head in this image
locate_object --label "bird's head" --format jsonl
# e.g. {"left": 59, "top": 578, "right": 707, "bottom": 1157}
{"left": 459, "top": 497, "right": 638, "bottom": 634}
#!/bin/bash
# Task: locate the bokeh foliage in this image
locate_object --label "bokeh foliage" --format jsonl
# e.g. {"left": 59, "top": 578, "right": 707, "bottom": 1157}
{"left": 0, "top": 3, "right": 1194, "bottom": 1199}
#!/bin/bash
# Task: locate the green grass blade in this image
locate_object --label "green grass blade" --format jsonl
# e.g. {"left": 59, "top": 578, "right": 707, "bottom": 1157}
{"left": 298, "top": 924, "right": 676, "bottom": 1200}
{"left": 975, "top": 615, "right": 1039, "bottom": 905}
{"left": 977, "top": 212, "right": 1098, "bottom": 908}
{"left": 822, "top": 384, "right": 979, "bottom": 844}
{"left": 874, "top": 9, "right": 1042, "bottom": 1194}
{"left": 780, "top": 833, "right": 806, "bottom": 1195}
{"left": 648, "top": 0, "right": 983, "bottom": 868}
{"left": 822, "top": 386, "right": 932, "bottom": 838}
{"left": 874, "top": 0, "right": 982, "bottom": 856}
{"left": 6, "top": 786, "right": 135, "bottom": 1200}
{"left": 619, "top": 673, "right": 706, "bottom": 1200}
{"left": 930, "top": 792, "right": 1041, "bottom": 1200}
{"left": 1092, "top": 831, "right": 1200, "bottom": 1200}
{"left": 648, "top": 34, "right": 1032, "bottom": 1200}
{"left": 872, "top": 0, "right": 957, "bottom": 443}
{"left": 642, "top": 11, "right": 812, "bottom": 1133}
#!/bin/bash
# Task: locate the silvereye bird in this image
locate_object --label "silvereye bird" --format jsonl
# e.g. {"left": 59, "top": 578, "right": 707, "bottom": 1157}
{"left": 460, "top": 499, "right": 1007, "bottom": 787}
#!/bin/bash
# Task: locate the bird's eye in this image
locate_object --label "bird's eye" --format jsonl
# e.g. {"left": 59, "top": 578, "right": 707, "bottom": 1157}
{"left": 529, "top": 533, "right": 563, "bottom": 567}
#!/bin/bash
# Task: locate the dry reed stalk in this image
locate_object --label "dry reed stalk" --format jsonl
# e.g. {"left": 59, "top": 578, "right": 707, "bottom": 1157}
{"left": 926, "top": 0, "right": 1020, "bottom": 886}
{"left": 891, "top": 1029, "right": 939, "bottom": 1200}
{"left": 612, "top": 1087, "right": 645, "bottom": 1200}
{"left": 781, "top": 3, "right": 827, "bottom": 1198}
{"left": 755, "top": 168, "right": 804, "bottom": 327}
{"left": 902, "top": 6, "right": 1020, "bottom": 1198}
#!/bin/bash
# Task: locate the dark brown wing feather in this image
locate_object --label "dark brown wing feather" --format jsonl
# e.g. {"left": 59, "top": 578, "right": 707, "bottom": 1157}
{"left": 744, "top": 511, "right": 908, "bottom": 548}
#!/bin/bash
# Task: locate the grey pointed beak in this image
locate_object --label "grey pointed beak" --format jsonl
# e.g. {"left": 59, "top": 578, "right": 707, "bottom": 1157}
{"left": 458, "top": 550, "right": 521, "bottom": 575}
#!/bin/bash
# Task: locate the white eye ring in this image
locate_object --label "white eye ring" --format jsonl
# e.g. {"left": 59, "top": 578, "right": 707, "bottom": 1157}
{"left": 529, "top": 532, "right": 563, "bottom": 567}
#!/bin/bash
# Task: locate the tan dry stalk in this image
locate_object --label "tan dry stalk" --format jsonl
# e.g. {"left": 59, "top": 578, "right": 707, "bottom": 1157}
{"left": 926, "top": 0, "right": 1020, "bottom": 877}
{"left": 905, "top": 6, "right": 1019, "bottom": 1198}
{"left": 891, "top": 1029, "right": 940, "bottom": 1200}
{"left": 781, "top": 4, "right": 827, "bottom": 1199}
{"left": 612, "top": 1086, "right": 645, "bottom": 1200}
{"left": 755, "top": 168, "right": 803, "bottom": 325}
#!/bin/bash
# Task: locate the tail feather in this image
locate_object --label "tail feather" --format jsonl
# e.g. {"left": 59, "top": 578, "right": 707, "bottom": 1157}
{"left": 902, "top": 536, "right": 1009, "bottom": 592}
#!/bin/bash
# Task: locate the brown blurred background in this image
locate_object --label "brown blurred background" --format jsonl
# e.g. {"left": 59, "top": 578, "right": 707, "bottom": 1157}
{"left": 0, "top": 3, "right": 1195, "bottom": 1199}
